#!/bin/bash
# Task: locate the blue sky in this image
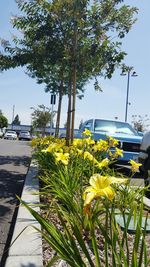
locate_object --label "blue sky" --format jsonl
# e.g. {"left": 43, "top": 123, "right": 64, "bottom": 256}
{"left": 0, "top": 1, "right": 150, "bottom": 129}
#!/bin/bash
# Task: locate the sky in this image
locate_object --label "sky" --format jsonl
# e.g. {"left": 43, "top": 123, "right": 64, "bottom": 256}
{"left": 0, "top": 0, "right": 150, "bottom": 129}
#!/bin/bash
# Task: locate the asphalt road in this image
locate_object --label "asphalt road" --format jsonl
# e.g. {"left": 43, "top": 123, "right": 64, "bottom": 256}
{"left": 0, "top": 139, "right": 31, "bottom": 266}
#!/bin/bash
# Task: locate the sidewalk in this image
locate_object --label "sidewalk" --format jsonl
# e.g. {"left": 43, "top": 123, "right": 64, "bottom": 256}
{"left": 4, "top": 160, "right": 43, "bottom": 267}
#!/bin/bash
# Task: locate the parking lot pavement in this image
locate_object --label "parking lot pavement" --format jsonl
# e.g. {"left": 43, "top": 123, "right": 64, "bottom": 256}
{"left": 0, "top": 139, "right": 31, "bottom": 266}
{"left": 113, "top": 163, "right": 145, "bottom": 187}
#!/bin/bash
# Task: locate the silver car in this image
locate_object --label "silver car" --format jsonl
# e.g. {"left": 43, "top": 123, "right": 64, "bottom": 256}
{"left": 18, "top": 131, "right": 31, "bottom": 141}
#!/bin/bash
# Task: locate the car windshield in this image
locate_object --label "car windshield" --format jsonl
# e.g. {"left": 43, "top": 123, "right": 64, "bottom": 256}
{"left": 7, "top": 131, "right": 16, "bottom": 134}
{"left": 20, "top": 131, "right": 30, "bottom": 134}
{"left": 94, "top": 120, "right": 137, "bottom": 136}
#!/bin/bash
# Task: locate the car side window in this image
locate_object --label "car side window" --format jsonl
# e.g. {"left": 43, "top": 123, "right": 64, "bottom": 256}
{"left": 82, "top": 120, "right": 93, "bottom": 131}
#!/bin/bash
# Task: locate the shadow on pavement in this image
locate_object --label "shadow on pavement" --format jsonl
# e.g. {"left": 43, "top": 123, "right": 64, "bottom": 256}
{"left": 0, "top": 170, "right": 26, "bottom": 204}
{"left": 20, "top": 264, "right": 38, "bottom": 267}
{"left": 0, "top": 202, "right": 20, "bottom": 267}
{"left": 0, "top": 155, "right": 30, "bottom": 167}
{"left": 0, "top": 204, "right": 11, "bottom": 218}
{"left": 0, "top": 156, "right": 31, "bottom": 267}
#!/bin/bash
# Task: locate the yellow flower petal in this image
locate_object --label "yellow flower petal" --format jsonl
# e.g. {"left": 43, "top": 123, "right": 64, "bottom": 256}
{"left": 55, "top": 152, "right": 69, "bottom": 165}
{"left": 98, "top": 187, "right": 115, "bottom": 200}
{"left": 89, "top": 174, "right": 111, "bottom": 189}
{"left": 109, "top": 177, "right": 128, "bottom": 185}
{"left": 84, "top": 192, "right": 96, "bottom": 206}
{"left": 84, "top": 151, "right": 94, "bottom": 161}
{"left": 73, "top": 139, "right": 83, "bottom": 147}
{"left": 108, "top": 136, "right": 119, "bottom": 147}
{"left": 84, "top": 138, "right": 95, "bottom": 145}
{"left": 93, "top": 140, "right": 109, "bottom": 152}
{"left": 97, "top": 158, "right": 109, "bottom": 169}
{"left": 82, "top": 129, "right": 92, "bottom": 137}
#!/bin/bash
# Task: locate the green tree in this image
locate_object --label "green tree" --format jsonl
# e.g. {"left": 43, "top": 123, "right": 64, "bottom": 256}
{"left": 131, "top": 114, "right": 150, "bottom": 132}
{"left": 0, "top": 0, "right": 138, "bottom": 144}
{"left": 31, "top": 104, "right": 55, "bottom": 136}
{"left": 12, "top": 114, "right": 21, "bottom": 125}
{"left": 0, "top": 113, "right": 8, "bottom": 129}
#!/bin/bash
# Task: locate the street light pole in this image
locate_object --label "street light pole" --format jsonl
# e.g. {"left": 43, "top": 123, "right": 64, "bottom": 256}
{"left": 125, "top": 71, "right": 130, "bottom": 122}
{"left": 121, "top": 67, "right": 138, "bottom": 123}
{"left": 12, "top": 104, "right": 15, "bottom": 130}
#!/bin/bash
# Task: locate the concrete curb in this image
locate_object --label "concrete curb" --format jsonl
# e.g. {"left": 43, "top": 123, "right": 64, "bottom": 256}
{"left": 5, "top": 160, "right": 43, "bottom": 267}
{"left": 143, "top": 196, "right": 150, "bottom": 208}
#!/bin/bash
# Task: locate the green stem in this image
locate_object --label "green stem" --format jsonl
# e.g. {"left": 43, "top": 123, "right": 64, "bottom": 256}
{"left": 109, "top": 204, "right": 116, "bottom": 267}
{"left": 90, "top": 221, "right": 102, "bottom": 267}
{"left": 104, "top": 207, "right": 109, "bottom": 267}
{"left": 122, "top": 211, "right": 130, "bottom": 266}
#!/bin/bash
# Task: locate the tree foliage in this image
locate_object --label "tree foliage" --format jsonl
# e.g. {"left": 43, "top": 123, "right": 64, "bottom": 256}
{"left": 0, "top": 113, "right": 8, "bottom": 129}
{"left": 12, "top": 114, "right": 21, "bottom": 125}
{"left": 31, "top": 104, "right": 55, "bottom": 135}
{"left": 0, "top": 0, "right": 138, "bottom": 142}
{"left": 131, "top": 114, "right": 150, "bottom": 132}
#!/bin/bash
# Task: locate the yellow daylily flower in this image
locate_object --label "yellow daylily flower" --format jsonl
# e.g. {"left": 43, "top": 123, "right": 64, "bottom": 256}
{"left": 77, "top": 149, "right": 83, "bottom": 156}
{"left": 93, "top": 140, "right": 109, "bottom": 152}
{"left": 113, "top": 147, "right": 123, "bottom": 158}
{"left": 108, "top": 136, "right": 119, "bottom": 147}
{"left": 82, "top": 128, "right": 92, "bottom": 137}
{"left": 83, "top": 174, "right": 128, "bottom": 206}
{"left": 42, "top": 143, "right": 63, "bottom": 153}
{"left": 55, "top": 152, "right": 69, "bottom": 165}
{"left": 97, "top": 158, "right": 110, "bottom": 169}
{"left": 129, "top": 159, "right": 142, "bottom": 173}
{"left": 73, "top": 139, "right": 83, "bottom": 147}
{"left": 84, "top": 138, "right": 95, "bottom": 146}
{"left": 84, "top": 151, "right": 97, "bottom": 163}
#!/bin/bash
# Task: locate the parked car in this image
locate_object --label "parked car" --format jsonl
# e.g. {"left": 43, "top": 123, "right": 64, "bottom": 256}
{"left": 138, "top": 131, "right": 150, "bottom": 165}
{"left": 18, "top": 131, "right": 31, "bottom": 141}
{"left": 4, "top": 130, "right": 18, "bottom": 140}
{"left": 75, "top": 119, "right": 142, "bottom": 163}
{"left": 138, "top": 131, "right": 150, "bottom": 196}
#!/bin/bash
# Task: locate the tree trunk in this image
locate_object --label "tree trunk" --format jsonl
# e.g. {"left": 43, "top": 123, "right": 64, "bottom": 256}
{"left": 71, "top": 63, "right": 76, "bottom": 143}
{"left": 55, "top": 82, "right": 63, "bottom": 138}
{"left": 66, "top": 78, "right": 72, "bottom": 146}
{"left": 71, "top": 24, "right": 77, "bottom": 143}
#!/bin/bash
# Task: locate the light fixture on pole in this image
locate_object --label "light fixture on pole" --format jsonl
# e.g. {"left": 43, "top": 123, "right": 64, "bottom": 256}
{"left": 120, "top": 67, "right": 138, "bottom": 122}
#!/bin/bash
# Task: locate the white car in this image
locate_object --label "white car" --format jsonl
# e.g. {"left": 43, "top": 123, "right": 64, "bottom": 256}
{"left": 138, "top": 131, "right": 150, "bottom": 198}
{"left": 138, "top": 131, "right": 150, "bottom": 167}
{"left": 4, "top": 130, "right": 18, "bottom": 140}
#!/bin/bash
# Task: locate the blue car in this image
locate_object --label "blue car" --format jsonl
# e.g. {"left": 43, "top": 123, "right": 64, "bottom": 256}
{"left": 75, "top": 119, "right": 142, "bottom": 163}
